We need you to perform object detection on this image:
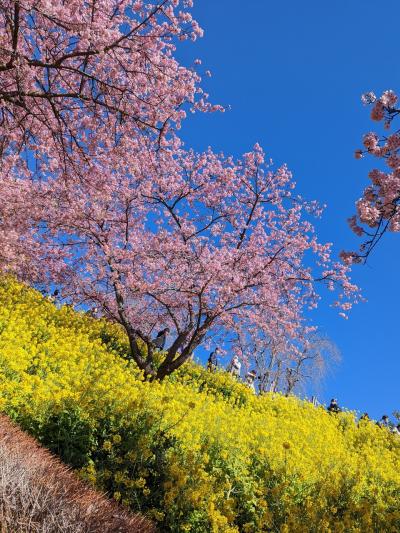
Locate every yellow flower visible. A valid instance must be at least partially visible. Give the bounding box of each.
[0,278,399,532]
[135,477,146,488]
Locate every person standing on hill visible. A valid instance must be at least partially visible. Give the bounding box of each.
[377,415,390,429]
[207,348,220,373]
[46,289,59,303]
[228,355,241,379]
[391,424,400,436]
[153,328,170,350]
[327,398,341,414]
[245,370,257,392]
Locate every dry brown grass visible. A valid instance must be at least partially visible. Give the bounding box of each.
[0,415,155,532]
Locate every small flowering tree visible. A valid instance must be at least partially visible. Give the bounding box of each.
[347,90,400,261]
[21,141,358,379]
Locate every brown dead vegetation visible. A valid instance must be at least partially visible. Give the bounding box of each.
[0,415,155,532]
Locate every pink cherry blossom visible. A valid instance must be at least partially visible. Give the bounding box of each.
[371,101,385,121]
[380,90,398,108]
[363,132,379,151]
[361,92,377,105]
[0,0,214,179]
[349,89,400,260]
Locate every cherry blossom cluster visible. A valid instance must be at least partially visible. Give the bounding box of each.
[0,0,220,276]
[0,0,219,176]
[348,90,400,261]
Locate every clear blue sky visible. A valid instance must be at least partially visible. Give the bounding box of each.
[177,0,400,419]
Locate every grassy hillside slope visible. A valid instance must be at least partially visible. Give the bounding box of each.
[0,278,399,532]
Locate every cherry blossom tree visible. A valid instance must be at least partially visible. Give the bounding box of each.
[346,90,400,261]
[0,0,211,165]
[0,0,221,275]
[21,141,358,379]
[0,1,359,380]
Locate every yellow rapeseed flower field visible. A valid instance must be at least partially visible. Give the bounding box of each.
[0,277,399,532]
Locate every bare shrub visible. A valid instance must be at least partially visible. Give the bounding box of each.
[0,415,155,532]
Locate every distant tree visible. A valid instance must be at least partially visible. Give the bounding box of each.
[282,334,340,396]
[244,329,340,395]
[253,336,286,394]
[345,90,400,262]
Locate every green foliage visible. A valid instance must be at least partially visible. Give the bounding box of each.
[18,404,96,469]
